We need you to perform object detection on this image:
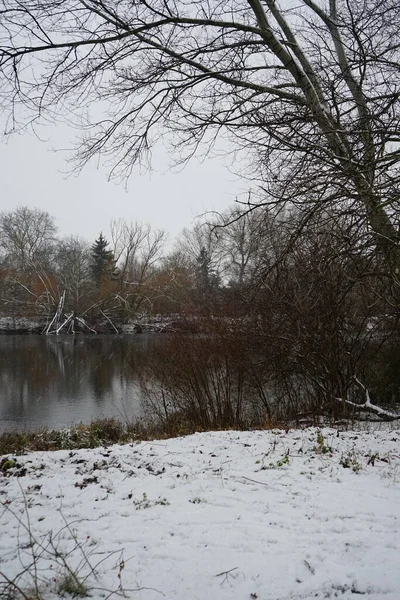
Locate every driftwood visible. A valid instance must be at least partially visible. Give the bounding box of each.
[38,291,177,335]
[75,316,97,334]
[336,377,400,421]
[100,310,119,334]
[56,313,73,334]
[45,291,66,334]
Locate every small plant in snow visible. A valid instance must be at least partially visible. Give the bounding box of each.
[158,497,170,506]
[313,430,332,455]
[133,493,170,510]
[264,454,290,469]
[277,455,290,467]
[0,457,17,473]
[340,450,362,473]
[58,573,88,598]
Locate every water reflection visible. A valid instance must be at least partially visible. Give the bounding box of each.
[0,334,157,432]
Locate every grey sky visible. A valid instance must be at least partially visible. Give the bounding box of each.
[1,122,247,247]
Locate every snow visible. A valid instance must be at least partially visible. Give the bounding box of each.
[1,427,399,600]
[0,316,44,332]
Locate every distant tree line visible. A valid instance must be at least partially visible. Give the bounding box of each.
[0,204,280,322]
[0,207,167,323]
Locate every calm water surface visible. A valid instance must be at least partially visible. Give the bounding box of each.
[0,334,159,432]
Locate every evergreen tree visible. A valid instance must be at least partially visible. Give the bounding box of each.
[195,246,220,308]
[90,233,115,288]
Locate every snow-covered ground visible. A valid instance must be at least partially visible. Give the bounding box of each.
[1,426,399,600]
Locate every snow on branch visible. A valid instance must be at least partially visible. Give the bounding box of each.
[336,376,400,421]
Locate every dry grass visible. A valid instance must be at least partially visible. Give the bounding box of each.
[0,415,252,457]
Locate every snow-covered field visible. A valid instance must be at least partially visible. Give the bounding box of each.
[1,426,399,600]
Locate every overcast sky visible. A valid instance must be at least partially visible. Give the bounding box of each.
[1,122,248,247]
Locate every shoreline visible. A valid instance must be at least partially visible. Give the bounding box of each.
[0,416,231,457]
[1,414,394,458]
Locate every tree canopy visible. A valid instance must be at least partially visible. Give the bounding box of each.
[1,0,400,275]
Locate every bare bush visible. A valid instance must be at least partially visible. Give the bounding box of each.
[142,328,259,429]
[0,499,131,600]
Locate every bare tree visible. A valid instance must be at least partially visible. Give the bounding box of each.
[241,207,400,421]
[211,206,274,288]
[178,221,221,272]
[157,249,197,312]
[111,219,149,285]
[177,220,224,308]
[0,206,56,268]
[1,1,400,275]
[110,219,166,315]
[0,206,57,313]
[54,235,92,313]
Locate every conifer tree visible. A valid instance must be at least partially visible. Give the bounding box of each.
[90,233,115,288]
[195,247,220,308]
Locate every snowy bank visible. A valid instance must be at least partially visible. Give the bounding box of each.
[1,427,399,600]
[0,316,45,334]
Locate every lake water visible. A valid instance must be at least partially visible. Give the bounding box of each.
[0,334,159,432]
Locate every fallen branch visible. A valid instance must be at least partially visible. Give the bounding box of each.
[45,291,66,334]
[100,310,119,334]
[79,299,105,318]
[215,567,238,578]
[56,313,73,335]
[215,567,238,585]
[241,476,269,487]
[76,317,97,334]
[336,376,400,421]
